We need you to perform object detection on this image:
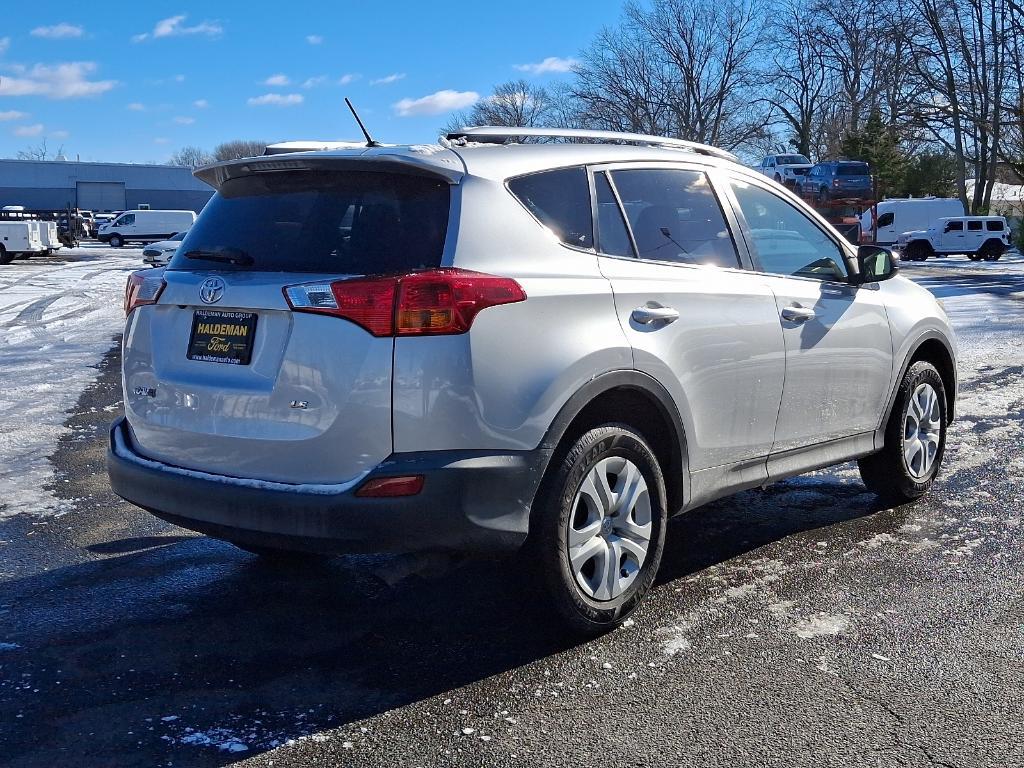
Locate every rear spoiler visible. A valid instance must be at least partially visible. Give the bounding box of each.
[193,151,464,188]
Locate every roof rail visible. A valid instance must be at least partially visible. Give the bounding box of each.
[445,126,739,163]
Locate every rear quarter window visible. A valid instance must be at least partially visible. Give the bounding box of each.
[168,170,450,274]
[986,220,1005,231]
[507,167,594,249]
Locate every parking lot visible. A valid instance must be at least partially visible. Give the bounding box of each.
[0,245,1022,767]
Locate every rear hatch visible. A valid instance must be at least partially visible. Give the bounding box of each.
[123,167,451,484]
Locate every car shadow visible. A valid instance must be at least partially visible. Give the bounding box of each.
[0,470,889,768]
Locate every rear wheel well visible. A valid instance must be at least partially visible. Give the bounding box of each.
[909,339,956,421]
[552,386,684,514]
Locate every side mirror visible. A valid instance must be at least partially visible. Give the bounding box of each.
[855,245,898,284]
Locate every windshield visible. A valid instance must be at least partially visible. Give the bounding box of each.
[837,163,869,176]
[778,155,810,164]
[168,170,450,274]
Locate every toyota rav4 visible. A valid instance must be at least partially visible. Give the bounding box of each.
[108,127,957,634]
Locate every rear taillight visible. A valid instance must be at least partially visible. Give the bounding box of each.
[124,272,165,315]
[283,269,526,337]
[355,475,425,498]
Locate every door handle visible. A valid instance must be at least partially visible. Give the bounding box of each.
[631,305,680,325]
[781,305,816,323]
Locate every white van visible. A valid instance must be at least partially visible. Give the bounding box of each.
[863,198,964,245]
[0,222,44,264]
[97,210,197,247]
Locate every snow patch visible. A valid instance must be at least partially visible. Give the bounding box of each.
[790,613,850,639]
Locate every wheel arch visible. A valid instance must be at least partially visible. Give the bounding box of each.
[877,333,957,445]
[538,370,689,516]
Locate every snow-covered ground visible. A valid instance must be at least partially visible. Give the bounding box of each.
[0,245,141,519]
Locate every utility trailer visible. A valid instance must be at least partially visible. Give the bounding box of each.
[796,189,875,245]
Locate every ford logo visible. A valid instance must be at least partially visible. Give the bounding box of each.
[199,276,226,305]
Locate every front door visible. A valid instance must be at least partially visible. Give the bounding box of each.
[593,165,786,472]
[726,175,893,453]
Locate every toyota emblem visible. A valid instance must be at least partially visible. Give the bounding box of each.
[199,276,226,305]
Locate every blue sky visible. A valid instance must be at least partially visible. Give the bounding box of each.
[0,1,625,164]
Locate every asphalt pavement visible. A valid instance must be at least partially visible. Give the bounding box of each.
[0,254,1022,768]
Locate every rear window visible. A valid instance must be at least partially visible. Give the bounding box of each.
[986,220,1004,231]
[507,167,594,249]
[168,170,450,274]
[837,163,869,176]
[778,155,810,165]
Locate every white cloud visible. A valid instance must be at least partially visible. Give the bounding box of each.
[338,73,360,86]
[0,110,28,121]
[302,75,328,89]
[51,129,69,139]
[514,56,579,75]
[0,62,116,99]
[14,123,45,137]
[370,72,405,86]
[193,99,208,108]
[0,37,9,55]
[306,35,323,45]
[133,15,223,42]
[154,137,169,144]
[247,93,303,107]
[263,73,290,86]
[394,89,479,117]
[173,116,195,124]
[31,23,85,39]
[173,74,185,83]
[126,102,146,111]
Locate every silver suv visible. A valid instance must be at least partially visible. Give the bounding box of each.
[108,127,957,634]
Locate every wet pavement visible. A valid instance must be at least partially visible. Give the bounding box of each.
[0,254,1022,767]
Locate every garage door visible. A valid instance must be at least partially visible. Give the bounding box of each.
[76,182,126,212]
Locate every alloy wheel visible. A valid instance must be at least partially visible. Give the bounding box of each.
[903,382,942,479]
[567,457,652,601]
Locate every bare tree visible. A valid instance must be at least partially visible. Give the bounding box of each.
[213,140,267,161]
[16,139,50,161]
[168,145,213,169]
[762,0,834,157]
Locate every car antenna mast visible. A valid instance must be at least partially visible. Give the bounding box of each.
[345,98,381,148]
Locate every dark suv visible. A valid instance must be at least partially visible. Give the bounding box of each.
[798,161,873,202]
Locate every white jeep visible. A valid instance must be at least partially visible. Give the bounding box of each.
[758,154,814,188]
[897,216,1011,261]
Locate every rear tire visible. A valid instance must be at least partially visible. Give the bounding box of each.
[858,361,947,505]
[979,240,1005,261]
[528,424,667,636]
[0,246,12,265]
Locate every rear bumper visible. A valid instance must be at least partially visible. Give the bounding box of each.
[106,417,547,554]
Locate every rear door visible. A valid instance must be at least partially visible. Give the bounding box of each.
[124,168,452,484]
[594,164,786,473]
[724,174,893,453]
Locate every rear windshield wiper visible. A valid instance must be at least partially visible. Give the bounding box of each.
[183,248,253,266]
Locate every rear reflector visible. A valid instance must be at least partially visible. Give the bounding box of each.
[124,272,166,315]
[355,475,425,498]
[283,268,526,337]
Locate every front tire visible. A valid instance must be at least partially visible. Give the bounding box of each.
[859,361,947,505]
[529,424,667,635]
[109,234,124,248]
[904,241,933,262]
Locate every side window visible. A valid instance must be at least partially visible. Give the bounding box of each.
[987,219,1005,232]
[508,167,593,249]
[119,214,136,226]
[967,220,983,231]
[945,220,964,232]
[877,211,895,227]
[594,172,634,257]
[731,179,848,281]
[609,168,739,268]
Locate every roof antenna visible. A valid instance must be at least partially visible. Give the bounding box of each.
[345,98,380,148]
